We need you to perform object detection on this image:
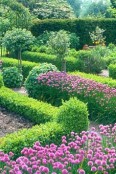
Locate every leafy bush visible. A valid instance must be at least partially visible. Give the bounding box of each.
[69,33,80,49]
[0,122,63,159]
[0,87,58,124]
[0,74,4,88]
[69,71,116,88]
[2,57,38,79]
[2,67,23,88]
[57,97,89,134]
[109,64,116,79]
[77,50,105,73]
[25,63,59,98]
[36,72,116,124]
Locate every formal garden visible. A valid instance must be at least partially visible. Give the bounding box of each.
[0,0,116,173]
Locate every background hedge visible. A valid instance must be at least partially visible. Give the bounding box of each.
[31,18,116,48]
[109,64,116,79]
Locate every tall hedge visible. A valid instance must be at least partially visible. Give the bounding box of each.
[31,18,116,48]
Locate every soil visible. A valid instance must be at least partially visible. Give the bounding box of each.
[0,107,34,137]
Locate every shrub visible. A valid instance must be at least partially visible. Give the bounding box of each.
[36,72,116,124]
[0,87,58,124]
[2,57,38,79]
[105,51,116,66]
[2,67,23,88]
[25,63,59,98]
[77,50,105,73]
[69,32,80,49]
[57,97,89,134]
[0,122,63,159]
[0,74,3,88]
[69,71,116,88]
[109,64,116,79]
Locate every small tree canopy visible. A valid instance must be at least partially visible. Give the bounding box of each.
[2,28,35,52]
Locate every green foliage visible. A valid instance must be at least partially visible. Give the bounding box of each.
[32,0,75,19]
[2,67,23,88]
[77,49,105,73]
[0,121,63,159]
[0,0,33,29]
[104,51,116,66]
[69,32,80,49]
[48,30,70,71]
[2,57,38,79]
[0,74,3,88]
[31,18,116,48]
[22,51,80,72]
[2,28,35,54]
[57,97,89,134]
[109,64,116,79]
[25,63,59,98]
[69,71,116,88]
[89,26,106,45]
[0,86,58,124]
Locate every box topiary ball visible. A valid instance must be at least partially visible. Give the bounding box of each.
[25,63,59,98]
[2,67,23,88]
[57,97,89,134]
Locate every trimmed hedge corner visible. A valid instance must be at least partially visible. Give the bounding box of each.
[57,97,89,134]
[109,64,116,79]
[0,87,58,124]
[0,122,63,159]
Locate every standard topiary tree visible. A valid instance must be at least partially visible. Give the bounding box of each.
[2,67,23,88]
[2,28,35,72]
[47,30,70,72]
[25,63,59,98]
[57,97,89,134]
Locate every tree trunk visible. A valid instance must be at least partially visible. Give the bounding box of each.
[1,45,2,57]
[18,48,22,73]
[61,58,66,72]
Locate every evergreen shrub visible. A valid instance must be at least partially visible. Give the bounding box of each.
[109,64,116,79]
[57,97,89,134]
[2,67,23,88]
[25,63,59,98]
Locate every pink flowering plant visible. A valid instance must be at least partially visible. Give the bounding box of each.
[0,124,116,174]
[37,72,116,124]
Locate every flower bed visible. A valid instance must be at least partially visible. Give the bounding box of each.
[0,124,116,173]
[36,72,116,124]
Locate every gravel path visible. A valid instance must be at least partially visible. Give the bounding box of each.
[0,107,34,137]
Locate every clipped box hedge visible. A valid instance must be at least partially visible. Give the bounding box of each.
[109,64,116,79]
[31,18,116,48]
[69,71,116,88]
[0,87,58,124]
[22,51,80,72]
[0,122,63,159]
[2,57,38,79]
